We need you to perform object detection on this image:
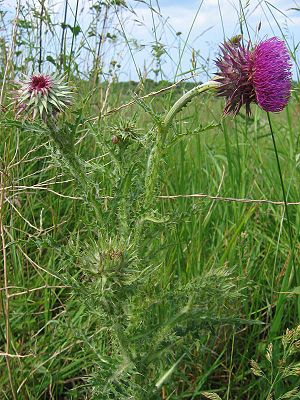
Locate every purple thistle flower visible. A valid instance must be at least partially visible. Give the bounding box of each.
[215,39,254,115]
[29,74,53,94]
[252,37,292,113]
[215,36,292,115]
[17,73,72,120]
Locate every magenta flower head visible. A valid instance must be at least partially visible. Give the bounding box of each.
[17,73,72,120]
[215,36,292,115]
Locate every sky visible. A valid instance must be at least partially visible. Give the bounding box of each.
[3,0,300,81]
[120,0,300,81]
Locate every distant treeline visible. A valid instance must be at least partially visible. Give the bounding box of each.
[95,78,299,93]
[101,78,202,94]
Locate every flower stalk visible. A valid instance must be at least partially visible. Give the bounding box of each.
[163,81,221,131]
[147,80,220,205]
[267,113,298,338]
[134,81,220,244]
[47,119,103,222]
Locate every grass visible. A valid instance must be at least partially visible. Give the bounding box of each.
[1,0,300,399]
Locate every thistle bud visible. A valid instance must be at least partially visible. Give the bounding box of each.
[16,73,73,121]
[112,135,120,144]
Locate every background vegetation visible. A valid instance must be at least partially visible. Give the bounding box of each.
[0,0,300,399]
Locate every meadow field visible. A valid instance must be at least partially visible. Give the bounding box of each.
[1,0,300,399]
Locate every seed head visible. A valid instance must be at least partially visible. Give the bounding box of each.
[16,73,73,120]
[215,36,292,115]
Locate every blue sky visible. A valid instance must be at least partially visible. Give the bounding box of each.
[121,0,300,81]
[3,0,300,81]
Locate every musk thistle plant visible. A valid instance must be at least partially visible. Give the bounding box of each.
[16,73,72,121]
[8,37,293,397]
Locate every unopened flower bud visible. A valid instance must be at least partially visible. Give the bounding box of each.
[112,135,120,144]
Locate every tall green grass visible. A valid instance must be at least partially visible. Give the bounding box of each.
[0,1,300,399]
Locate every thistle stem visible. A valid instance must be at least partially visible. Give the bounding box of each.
[134,80,220,244]
[267,112,298,338]
[63,152,103,222]
[163,80,220,131]
[47,122,103,223]
[144,124,164,208]
[133,124,164,245]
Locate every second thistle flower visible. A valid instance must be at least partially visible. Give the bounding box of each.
[17,73,72,121]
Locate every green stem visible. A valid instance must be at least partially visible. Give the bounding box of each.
[134,80,220,244]
[47,123,103,223]
[144,124,164,208]
[267,112,298,338]
[163,80,220,131]
[133,124,164,245]
[64,152,103,221]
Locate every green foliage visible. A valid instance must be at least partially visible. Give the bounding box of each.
[1,74,300,398]
[250,326,300,400]
[0,1,300,399]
